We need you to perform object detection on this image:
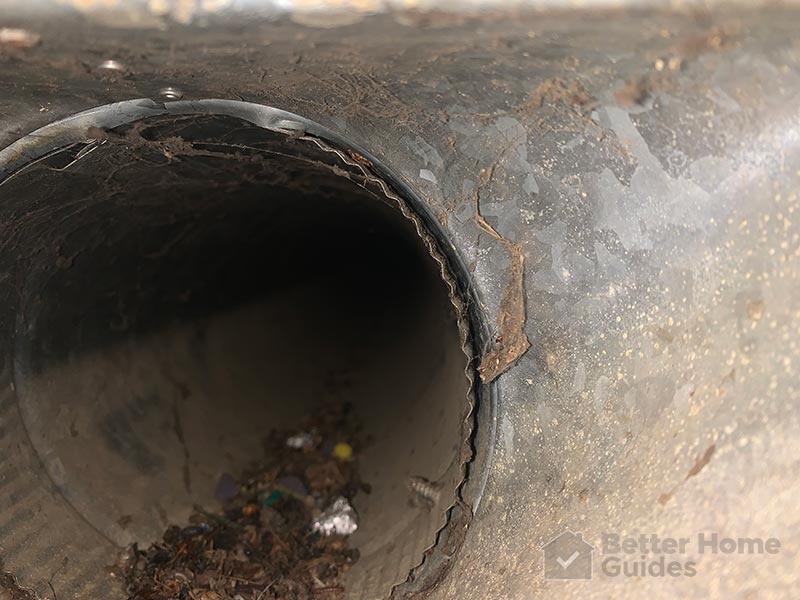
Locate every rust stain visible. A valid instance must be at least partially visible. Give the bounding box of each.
[686,444,716,479]
[478,243,530,382]
[657,444,716,506]
[472,165,531,383]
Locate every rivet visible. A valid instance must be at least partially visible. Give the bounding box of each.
[159,87,183,101]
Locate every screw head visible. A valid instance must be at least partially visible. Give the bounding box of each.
[159,87,183,101]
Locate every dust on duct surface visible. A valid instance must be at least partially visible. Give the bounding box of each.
[1,114,473,599]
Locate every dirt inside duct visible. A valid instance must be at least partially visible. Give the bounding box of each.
[0,113,473,600]
[117,401,365,600]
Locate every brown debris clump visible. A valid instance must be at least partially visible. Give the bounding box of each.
[116,403,366,600]
[524,77,594,111]
[614,76,654,107]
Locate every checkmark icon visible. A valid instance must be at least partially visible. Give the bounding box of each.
[556,550,580,569]
[543,530,593,579]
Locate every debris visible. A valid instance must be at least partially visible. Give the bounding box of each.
[117,514,134,529]
[214,472,239,502]
[523,77,593,110]
[614,76,653,107]
[260,490,283,506]
[258,507,286,530]
[55,254,75,270]
[286,432,315,449]
[686,444,716,479]
[0,28,40,48]
[119,401,364,599]
[305,461,348,496]
[679,23,739,58]
[312,497,359,537]
[746,300,765,321]
[332,442,353,461]
[274,475,308,499]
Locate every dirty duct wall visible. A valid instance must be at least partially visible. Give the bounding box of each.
[1,3,800,600]
[0,108,477,600]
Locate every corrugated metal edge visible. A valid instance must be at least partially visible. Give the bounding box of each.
[297,135,478,599]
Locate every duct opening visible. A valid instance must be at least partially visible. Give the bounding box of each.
[2,113,472,599]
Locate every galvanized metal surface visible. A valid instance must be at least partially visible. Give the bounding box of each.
[1,4,799,600]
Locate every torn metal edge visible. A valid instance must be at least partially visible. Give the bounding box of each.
[0,566,40,600]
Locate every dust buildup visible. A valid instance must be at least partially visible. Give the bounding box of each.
[116,402,367,600]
